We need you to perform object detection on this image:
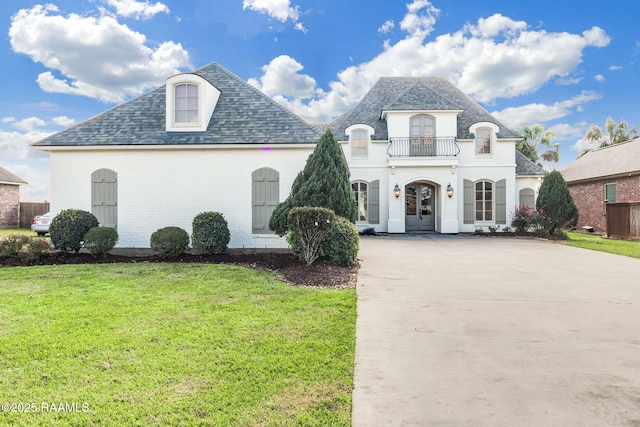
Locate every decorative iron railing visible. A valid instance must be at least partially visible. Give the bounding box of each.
[387,137,460,157]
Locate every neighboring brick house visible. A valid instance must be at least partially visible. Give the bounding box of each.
[0,167,28,228]
[562,137,640,232]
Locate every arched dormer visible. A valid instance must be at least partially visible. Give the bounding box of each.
[469,122,499,156]
[345,124,375,159]
[165,73,221,132]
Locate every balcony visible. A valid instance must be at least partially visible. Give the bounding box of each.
[387,137,459,157]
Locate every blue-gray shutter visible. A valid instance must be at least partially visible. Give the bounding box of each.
[91,169,117,228]
[368,180,380,224]
[519,188,535,208]
[463,179,474,224]
[252,168,279,234]
[496,179,506,224]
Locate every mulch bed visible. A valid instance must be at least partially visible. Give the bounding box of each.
[0,252,358,289]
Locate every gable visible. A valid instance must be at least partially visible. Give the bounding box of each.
[0,166,28,185]
[330,76,518,141]
[33,63,321,147]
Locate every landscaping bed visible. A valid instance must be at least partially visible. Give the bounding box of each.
[0,251,358,288]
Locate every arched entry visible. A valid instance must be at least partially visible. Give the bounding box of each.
[405,182,435,231]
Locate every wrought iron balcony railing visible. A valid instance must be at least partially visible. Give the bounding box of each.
[387,137,460,157]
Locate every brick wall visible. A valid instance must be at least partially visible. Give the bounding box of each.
[0,184,20,228]
[568,175,640,232]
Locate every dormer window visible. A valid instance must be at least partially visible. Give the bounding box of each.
[165,73,221,132]
[345,124,375,160]
[352,129,367,158]
[469,122,499,157]
[175,83,199,124]
[475,127,491,155]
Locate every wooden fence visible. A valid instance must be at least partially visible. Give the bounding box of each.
[19,202,50,229]
[606,202,640,239]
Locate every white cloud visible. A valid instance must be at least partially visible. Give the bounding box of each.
[595,74,605,82]
[556,76,582,85]
[248,55,317,99]
[547,123,585,140]
[13,117,47,132]
[572,138,602,154]
[2,117,16,123]
[242,0,305,31]
[249,5,611,122]
[608,65,622,71]
[0,161,50,202]
[491,91,601,129]
[52,116,76,128]
[379,20,395,34]
[0,127,51,161]
[103,0,169,20]
[400,0,440,38]
[9,4,191,103]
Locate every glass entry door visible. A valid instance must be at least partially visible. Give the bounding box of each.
[405,184,435,231]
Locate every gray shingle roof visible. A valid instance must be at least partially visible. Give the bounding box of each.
[330,76,519,141]
[34,63,322,147]
[0,166,28,185]
[562,137,640,183]
[515,151,545,176]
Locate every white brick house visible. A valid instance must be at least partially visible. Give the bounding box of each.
[33,63,543,248]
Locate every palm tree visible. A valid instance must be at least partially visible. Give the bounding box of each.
[516,124,559,167]
[583,117,638,150]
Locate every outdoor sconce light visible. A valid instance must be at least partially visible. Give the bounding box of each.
[446,183,454,198]
[393,183,401,198]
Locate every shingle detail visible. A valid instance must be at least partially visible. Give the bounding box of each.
[515,151,545,176]
[34,63,322,147]
[562,137,640,183]
[0,166,28,185]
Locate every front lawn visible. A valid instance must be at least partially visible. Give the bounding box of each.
[0,228,37,238]
[565,231,640,259]
[0,263,356,426]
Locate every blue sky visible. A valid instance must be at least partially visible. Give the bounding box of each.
[1,0,639,201]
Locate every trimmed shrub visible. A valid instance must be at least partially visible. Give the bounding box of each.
[359,227,376,236]
[288,207,335,265]
[320,216,359,266]
[191,212,230,255]
[49,209,99,253]
[0,234,30,257]
[84,227,119,258]
[150,226,189,257]
[25,238,50,261]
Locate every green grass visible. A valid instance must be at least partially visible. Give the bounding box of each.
[565,231,640,259]
[0,228,38,238]
[0,263,356,426]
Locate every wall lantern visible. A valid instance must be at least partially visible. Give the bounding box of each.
[446,183,454,198]
[393,183,401,198]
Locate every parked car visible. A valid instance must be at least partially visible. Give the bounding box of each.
[31,212,52,236]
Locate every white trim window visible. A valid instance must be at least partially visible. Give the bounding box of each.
[175,83,199,124]
[475,127,492,155]
[351,129,368,159]
[351,181,368,221]
[475,180,493,221]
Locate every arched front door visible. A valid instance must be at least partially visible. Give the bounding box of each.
[405,183,435,231]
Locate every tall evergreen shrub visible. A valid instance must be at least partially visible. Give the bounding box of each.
[536,170,579,235]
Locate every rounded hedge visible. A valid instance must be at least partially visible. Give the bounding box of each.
[191,212,230,255]
[150,226,189,257]
[49,209,99,253]
[84,227,119,258]
[320,216,360,266]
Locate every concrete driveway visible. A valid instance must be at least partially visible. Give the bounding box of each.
[352,235,640,426]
